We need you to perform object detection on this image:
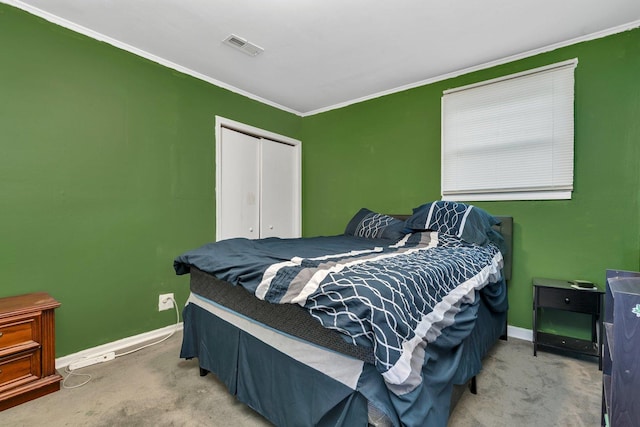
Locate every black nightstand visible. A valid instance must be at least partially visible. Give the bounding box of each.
[532,277,604,369]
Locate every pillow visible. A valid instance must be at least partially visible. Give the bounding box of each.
[405,201,502,248]
[344,208,408,241]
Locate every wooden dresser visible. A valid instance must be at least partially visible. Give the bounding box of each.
[0,292,62,411]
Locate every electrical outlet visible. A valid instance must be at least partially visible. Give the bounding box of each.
[158,293,174,311]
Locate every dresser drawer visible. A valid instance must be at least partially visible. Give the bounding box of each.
[536,287,599,313]
[0,293,60,411]
[0,351,41,391]
[0,317,38,354]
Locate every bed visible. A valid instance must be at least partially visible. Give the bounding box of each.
[174,201,513,427]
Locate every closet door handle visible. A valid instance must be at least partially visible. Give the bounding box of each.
[269,225,274,230]
[249,227,254,232]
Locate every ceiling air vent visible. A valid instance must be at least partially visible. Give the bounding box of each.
[223,34,264,57]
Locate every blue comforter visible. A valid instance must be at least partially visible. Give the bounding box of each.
[174,231,505,396]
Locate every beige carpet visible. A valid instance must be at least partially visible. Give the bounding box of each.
[448,339,601,426]
[2,332,601,426]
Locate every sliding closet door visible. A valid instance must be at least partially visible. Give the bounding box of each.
[217,127,260,240]
[260,138,298,239]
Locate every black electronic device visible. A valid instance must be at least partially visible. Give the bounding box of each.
[569,279,596,289]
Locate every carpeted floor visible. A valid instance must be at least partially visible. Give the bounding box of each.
[448,338,601,426]
[2,332,601,426]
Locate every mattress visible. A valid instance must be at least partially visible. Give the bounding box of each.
[190,266,375,363]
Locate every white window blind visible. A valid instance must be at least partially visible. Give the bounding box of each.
[441,59,577,201]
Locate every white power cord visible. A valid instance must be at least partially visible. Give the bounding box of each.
[62,364,92,389]
[62,295,180,389]
[116,295,180,358]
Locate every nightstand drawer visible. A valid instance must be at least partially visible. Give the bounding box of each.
[0,318,37,353]
[0,351,40,391]
[537,287,599,313]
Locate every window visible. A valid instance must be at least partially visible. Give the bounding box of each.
[441,59,577,201]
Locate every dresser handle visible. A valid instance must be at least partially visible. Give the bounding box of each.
[564,297,570,304]
[0,332,3,338]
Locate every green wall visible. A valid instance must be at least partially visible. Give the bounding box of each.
[0,5,300,356]
[301,29,640,333]
[2,3,639,356]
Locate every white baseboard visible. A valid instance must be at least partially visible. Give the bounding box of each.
[507,325,533,342]
[56,322,183,369]
[56,321,529,369]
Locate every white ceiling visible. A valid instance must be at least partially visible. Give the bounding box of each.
[8,0,640,115]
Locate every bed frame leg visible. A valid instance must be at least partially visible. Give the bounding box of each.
[500,316,508,341]
[469,376,477,395]
[199,367,209,377]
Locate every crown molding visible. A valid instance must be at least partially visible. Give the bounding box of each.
[302,19,640,117]
[4,0,303,116]
[5,1,640,118]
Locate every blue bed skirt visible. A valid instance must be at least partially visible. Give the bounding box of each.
[180,301,373,426]
[180,290,506,427]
